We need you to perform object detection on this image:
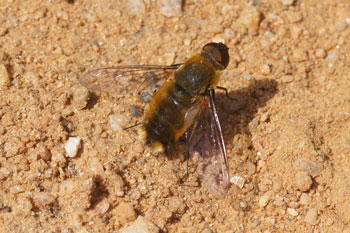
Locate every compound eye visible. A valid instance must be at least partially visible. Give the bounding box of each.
[202,42,230,69]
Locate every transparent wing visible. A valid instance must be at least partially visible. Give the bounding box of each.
[79,64,181,96]
[187,93,230,199]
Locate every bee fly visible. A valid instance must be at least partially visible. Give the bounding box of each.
[80,42,231,199]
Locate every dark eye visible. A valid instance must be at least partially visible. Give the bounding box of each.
[202,42,230,69]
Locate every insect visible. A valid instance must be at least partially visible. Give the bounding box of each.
[79,42,231,199]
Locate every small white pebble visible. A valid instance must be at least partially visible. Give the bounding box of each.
[289,201,299,208]
[230,175,245,188]
[224,28,235,39]
[315,48,326,58]
[10,185,24,194]
[164,52,176,65]
[266,217,275,224]
[0,167,10,180]
[295,171,312,192]
[65,137,81,158]
[89,157,105,176]
[299,193,309,205]
[183,38,192,46]
[287,208,298,216]
[159,0,182,17]
[304,208,318,225]
[0,63,10,88]
[334,23,347,31]
[326,51,339,61]
[120,216,159,233]
[259,191,272,207]
[252,220,261,227]
[260,64,271,75]
[212,36,225,44]
[34,192,56,206]
[281,0,294,5]
[274,195,284,207]
[236,5,262,33]
[280,75,294,83]
[127,0,145,15]
[97,199,110,214]
[110,114,129,131]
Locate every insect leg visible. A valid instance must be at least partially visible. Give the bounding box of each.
[123,122,142,130]
[216,86,237,101]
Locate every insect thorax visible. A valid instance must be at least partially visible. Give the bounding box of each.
[174,54,216,96]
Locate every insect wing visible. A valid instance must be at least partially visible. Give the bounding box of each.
[79,65,181,96]
[187,95,230,199]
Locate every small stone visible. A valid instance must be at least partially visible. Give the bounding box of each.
[159,0,182,17]
[246,161,256,175]
[109,174,125,197]
[281,0,294,6]
[36,143,51,161]
[286,11,303,23]
[259,191,272,207]
[88,157,105,176]
[292,48,308,62]
[72,210,83,228]
[273,195,284,207]
[272,177,282,192]
[212,36,225,44]
[236,5,262,33]
[299,193,309,205]
[0,27,9,36]
[202,23,224,34]
[280,75,294,83]
[34,192,56,207]
[127,0,145,15]
[65,137,81,158]
[230,175,245,189]
[260,112,270,122]
[23,71,40,89]
[0,63,10,88]
[110,114,129,131]
[224,28,235,39]
[252,220,261,227]
[12,197,32,216]
[315,48,326,58]
[326,51,339,61]
[0,167,11,180]
[183,38,192,46]
[295,171,313,192]
[334,23,347,31]
[120,216,159,233]
[73,86,89,110]
[289,201,299,208]
[287,208,298,216]
[164,52,176,65]
[266,217,275,225]
[290,25,303,40]
[10,185,24,194]
[304,208,318,225]
[201,229,213,233]
[260,64,271,75]
[96,199,110,214]
[114,202,137,226]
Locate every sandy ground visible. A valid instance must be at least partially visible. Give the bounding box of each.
[1,0,350,232]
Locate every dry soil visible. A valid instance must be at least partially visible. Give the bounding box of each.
[1,0,350,232]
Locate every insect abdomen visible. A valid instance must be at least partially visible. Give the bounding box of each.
[140,77,193,152]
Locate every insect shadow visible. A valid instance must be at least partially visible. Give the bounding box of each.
[214,78,278,169]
